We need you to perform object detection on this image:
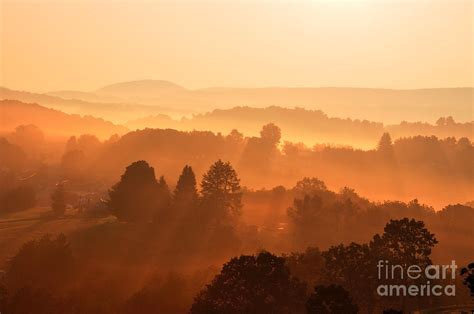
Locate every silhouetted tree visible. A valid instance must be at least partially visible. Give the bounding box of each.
[377,132,395,162]
[460,262,474,296]
[306,284,359,314]
[438,204,474,234]
[76,134,101,155]
[51,183,66,216]
[8,124,45,157]
[260,123,281,146]
[190,251,306,313]
[287,195,324,248]
[371,218,438,268]
[200,160,242,222]
[4,234,75,293]
[174,165,198,205]
[377,132,393,152]
[372,218,438,311]
[285,247,325,291]
[65,136,78,152]
[108,160,163,222]
[170,165,199,228]
[293,177,327,198]
[226,129,244,144]
[436,117,446,127]
[154,175,172,223]
[239,124,281,178]
[445,116,455,125]
[322,243,376,313]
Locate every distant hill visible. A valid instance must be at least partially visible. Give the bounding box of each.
[93,80,209,112]
[0,99,127,139]
[0,86,94,108]
[3,82,473,125]
[190,87,473,124]
[0,87,184,123]
[95,80,186,99]
[126,114,176,131]
[46,90,121,103]
[61,81,474,123]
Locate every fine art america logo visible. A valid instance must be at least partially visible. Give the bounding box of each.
[377,260,457,297]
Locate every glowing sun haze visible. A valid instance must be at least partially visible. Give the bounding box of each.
[1,0,473,92]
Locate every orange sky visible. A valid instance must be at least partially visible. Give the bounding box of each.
[1,0,473,92]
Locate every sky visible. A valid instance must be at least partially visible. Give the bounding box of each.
[1,0,473,92]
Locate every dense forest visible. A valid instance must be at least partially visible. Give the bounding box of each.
[0,117,473,313]
[2,120,469,207]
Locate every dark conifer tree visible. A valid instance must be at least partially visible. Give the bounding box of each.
[174,165,198,205]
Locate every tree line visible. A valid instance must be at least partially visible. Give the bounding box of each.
[1,217,472,313]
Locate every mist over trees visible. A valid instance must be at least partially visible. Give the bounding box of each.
[126,105,474,148]
[57,124,471,209]
[1,2,472,310]
[0,152,473,313]
[0,106,473,313]
[2,103,472,209]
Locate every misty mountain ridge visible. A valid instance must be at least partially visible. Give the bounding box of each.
[0,86,192,122]
[2,81,473,124]
[95,80,186,99]
[0,99,127,139]
[2,82,473,148]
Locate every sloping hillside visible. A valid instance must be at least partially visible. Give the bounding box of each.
[48,82,474,123]
[0,87,178,123]
[0,100,127,139]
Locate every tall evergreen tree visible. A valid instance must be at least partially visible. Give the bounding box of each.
[153,175,172,223]
[377,132,393,152]
[157,175,171,204]
[377,132,396,162]
[174,165,198,204]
